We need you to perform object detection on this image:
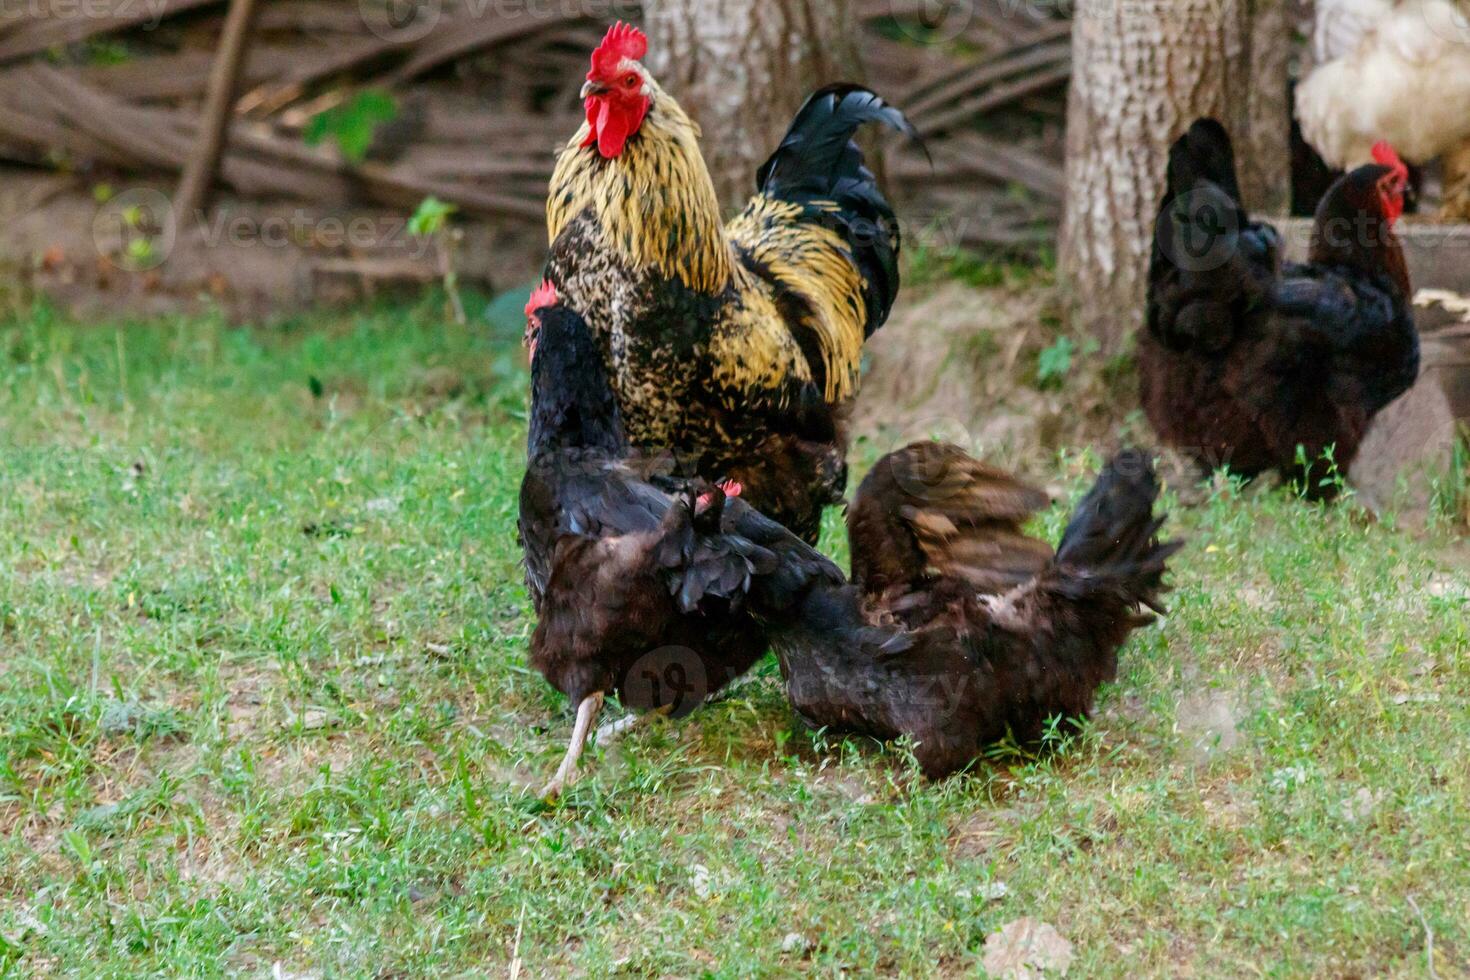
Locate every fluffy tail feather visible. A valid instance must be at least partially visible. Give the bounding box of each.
[1164,118,1244,206]
[756,84,920,338]
[653,490,779,614]
[718,496,848,619]
[1052,450,1181,617]
[756,84,919,196]
[1149,118,1281,354]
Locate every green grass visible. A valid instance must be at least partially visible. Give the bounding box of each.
[0,300,1467,977]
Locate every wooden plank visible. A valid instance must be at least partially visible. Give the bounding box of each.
[382,11,581,85]
[915,60,1071,135]
[906,37,1070,120]
[0,0,223,63]
[80,47,300,102]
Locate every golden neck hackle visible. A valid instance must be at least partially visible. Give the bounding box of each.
[548,86,736,295]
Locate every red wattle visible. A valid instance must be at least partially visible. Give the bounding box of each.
[1384,193,1405,227]
[597,103,631,159]
[581,94,648,158]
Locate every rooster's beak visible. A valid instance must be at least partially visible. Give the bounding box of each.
[581,80,608,99]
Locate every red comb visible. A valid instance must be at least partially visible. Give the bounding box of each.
[524,280,557,360]
[1372,141,1407,178]
[695,481,742,515]
[590,21,647,79]
[524,280,558,320]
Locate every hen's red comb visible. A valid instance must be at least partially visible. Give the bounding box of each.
[524,280,558,320]
[695,481,742,515]
[524,280,557,360]
[590,21,647,79]
[1372,141,1408,179]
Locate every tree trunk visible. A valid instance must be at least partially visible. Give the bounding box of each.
[645,0,862,212]
[1238,0,1293,217]
[1058,0,1291,346]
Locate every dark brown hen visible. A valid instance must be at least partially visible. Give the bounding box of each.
[771,443,1180,780]
[1142,118,1420,497]
[519,302,841,798]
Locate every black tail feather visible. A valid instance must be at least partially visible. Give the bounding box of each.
[1149,118,1281,354]
[1054,450,1181,615]
[756,84,919,338]
[756,84,920,195]
[1166,118,1243,206]
[719,497,847,619]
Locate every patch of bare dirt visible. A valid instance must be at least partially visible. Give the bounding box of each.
[947,808,1022,861]
[855,281,1136,482]
[0,168,542,322]
[1174,688,1244,763]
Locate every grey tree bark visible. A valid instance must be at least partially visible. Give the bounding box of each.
[645,0,862,211]
[1058,0,1291,346]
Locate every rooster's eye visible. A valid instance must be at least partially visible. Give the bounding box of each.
[623,73,639,88]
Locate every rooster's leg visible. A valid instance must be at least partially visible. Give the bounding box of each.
[540,692,604,801]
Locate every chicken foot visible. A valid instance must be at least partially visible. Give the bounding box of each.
[593,703,673,747]
[540,692,604,801]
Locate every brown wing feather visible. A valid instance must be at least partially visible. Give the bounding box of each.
[849,442,1053,599]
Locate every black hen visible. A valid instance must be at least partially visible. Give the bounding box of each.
[518,302,841,798]
[773,444,1180,780]
[1142,118,1421,496]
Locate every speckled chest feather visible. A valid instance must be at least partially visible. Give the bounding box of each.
[542,90,872,500]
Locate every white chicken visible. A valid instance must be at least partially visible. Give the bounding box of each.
[1296,0,1470,218]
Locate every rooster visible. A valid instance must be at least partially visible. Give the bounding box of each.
[1296,0,1470,220]
[1141,119,1421,496]
[771,444,1178,780]
[519,298,840,799]
[542,22,917,543]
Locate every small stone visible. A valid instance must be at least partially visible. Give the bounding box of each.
[1349,374,1459,523]
[978,881,1010,901]
[290,708,331,731]
[780,933,809,954]
[1342,787,1384,825]
[982,918,1074,978]
[364,497,399,515]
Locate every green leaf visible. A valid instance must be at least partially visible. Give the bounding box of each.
[409,196,457,238]
[1037,336,1075,387]
[62,829,93,867]
[305,89,398,163]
